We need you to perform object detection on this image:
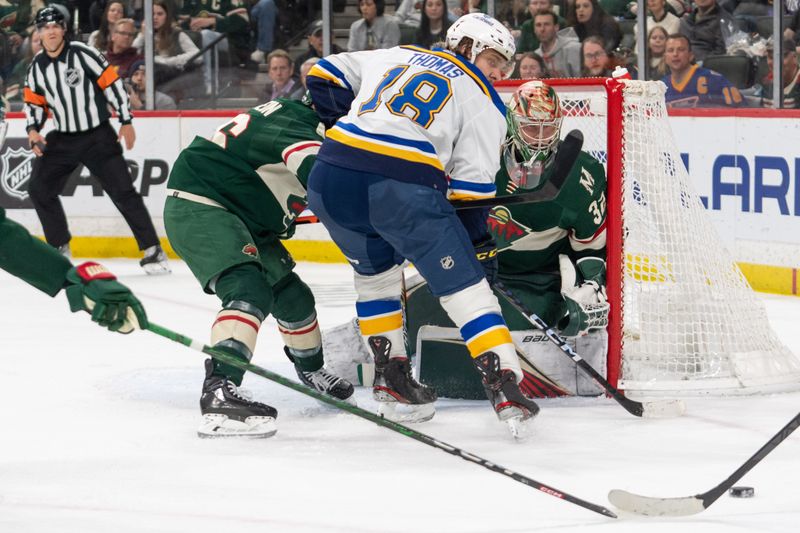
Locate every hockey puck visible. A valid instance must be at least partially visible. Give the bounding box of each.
[729,486,755,498]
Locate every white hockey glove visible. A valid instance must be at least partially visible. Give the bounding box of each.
[559,254,609,337]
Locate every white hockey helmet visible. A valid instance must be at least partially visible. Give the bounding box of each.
[446,13,516,75]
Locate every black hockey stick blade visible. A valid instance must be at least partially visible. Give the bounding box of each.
[146,322,617,519]
[492,281,685,419]
[609,411,800,516]
[451,129,584,210]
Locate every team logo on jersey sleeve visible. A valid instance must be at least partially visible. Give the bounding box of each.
[488,206,531,250]
[242,243,259,258]
[64,68,83,88]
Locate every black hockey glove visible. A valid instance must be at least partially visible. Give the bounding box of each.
[474,237,498,284]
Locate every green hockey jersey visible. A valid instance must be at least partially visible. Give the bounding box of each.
[166,99,323,240]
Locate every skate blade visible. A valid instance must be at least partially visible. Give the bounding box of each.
[376,401,435,423]
[142,262,171,276]
[197,414,277,439]
[497,405,537,441]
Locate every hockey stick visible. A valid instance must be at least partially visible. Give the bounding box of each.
[146,321,617,519]
[492,281,685,419]
[608,411,800,516]
[451,130,583,210]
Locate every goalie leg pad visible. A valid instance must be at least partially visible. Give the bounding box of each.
[440,279,522,382]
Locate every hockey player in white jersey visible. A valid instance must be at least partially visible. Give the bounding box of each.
[306,13,540,436]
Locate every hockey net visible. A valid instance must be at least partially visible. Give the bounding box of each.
[495,78,800,398]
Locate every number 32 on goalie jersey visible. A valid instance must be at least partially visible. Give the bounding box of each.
[358,66,452,129]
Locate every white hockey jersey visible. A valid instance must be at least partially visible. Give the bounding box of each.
[307,45,507,200]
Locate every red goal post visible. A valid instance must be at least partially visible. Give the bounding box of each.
[494,78,800,398]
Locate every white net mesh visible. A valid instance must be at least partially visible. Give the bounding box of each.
[497,79,800,397]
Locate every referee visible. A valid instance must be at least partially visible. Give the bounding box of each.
[24,7,169,274]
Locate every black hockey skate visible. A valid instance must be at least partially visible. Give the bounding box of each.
[140,244,170,275]
[369,336,437,423]
[285,348,356,403]
[198,359,277,438]
[473,352,540,439]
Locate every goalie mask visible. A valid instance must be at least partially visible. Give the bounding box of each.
[504,81,563,190]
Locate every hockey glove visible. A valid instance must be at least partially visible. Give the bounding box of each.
[558,254,609,337]
[65,262,148,334]
[474,237,499,284]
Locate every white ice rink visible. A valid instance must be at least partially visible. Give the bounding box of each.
[1,260,798,533]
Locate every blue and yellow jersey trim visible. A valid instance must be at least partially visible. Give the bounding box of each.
[401,45,506,117]
[308,59,353,92]
[448,178,497,201]
[356,300,404,336]
[460,313,514,357]
[327,120,445,171]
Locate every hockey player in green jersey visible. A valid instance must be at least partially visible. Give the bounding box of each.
[164,97,355,438]
[403,80,610,399]
[0,207,147,334]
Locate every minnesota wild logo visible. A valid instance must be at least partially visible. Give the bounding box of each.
[487,206,532,250]
[282,193,308,227]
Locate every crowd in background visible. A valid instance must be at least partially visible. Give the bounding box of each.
[1,0,798,109]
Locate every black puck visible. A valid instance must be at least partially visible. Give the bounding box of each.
[729,486,755,498]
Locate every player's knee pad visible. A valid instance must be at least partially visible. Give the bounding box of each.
[354,264,403,301]
[213,262,273,313]
[271,272,316,323]
[211,299,266,359]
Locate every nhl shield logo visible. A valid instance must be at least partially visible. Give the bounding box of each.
[1,147,37,201]
[440,255,454,270]
[64,68,83,87]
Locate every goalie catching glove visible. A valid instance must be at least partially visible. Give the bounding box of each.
[65,262,148,334]
[558,254,609,337]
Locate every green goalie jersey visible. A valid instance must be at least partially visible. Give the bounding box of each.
[166,99,323,239]
[488,148,608,326]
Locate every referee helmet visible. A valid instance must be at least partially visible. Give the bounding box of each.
[35,6,67,29]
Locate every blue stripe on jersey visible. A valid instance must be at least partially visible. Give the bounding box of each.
[315,59,353,92]
[402,45,506,117]
[449,178,496,195]
[355,299,402,318]
[335,121,438,154]
[461,313,506,342]
[317,138,448,192]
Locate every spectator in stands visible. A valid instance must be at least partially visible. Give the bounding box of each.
[181,0,252,92]
[262,49,304,101]
[784,10,800,51]
[662,33,744,107]
[347,0,400,52]
[416,0,452,48]
[497,0,532,40]
[678,0,734,62]
[299,56,319,89]
[567,0,622,52]
[88,1,125,51]
[599,0,631,17]
[516,0,566,57]
[534,10,582,77]
[517,51,548,78]
[645,25,669,80]
[105,18,142,79]
[761,39,800,108]
[582,35,613,76]
[632,0,681,46]
[294,20,343,76]
[250,0,277,64]
[5,28,42,100]
[133,0,202,79]
[396,0,424,28]
[127,60,177,110]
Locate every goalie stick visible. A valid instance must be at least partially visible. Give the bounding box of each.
[147,321,617,519]
[492,281,686,419]
[608,410,800,516]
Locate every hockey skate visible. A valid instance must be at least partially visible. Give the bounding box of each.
[198,360,277,438]
[473,352,540,440]
[369,336,437,423]
[140,244,171,275]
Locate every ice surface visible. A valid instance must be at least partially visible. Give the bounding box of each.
[1,260,798,533]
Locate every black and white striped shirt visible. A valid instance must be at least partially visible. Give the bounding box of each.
[24,41,133,134]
